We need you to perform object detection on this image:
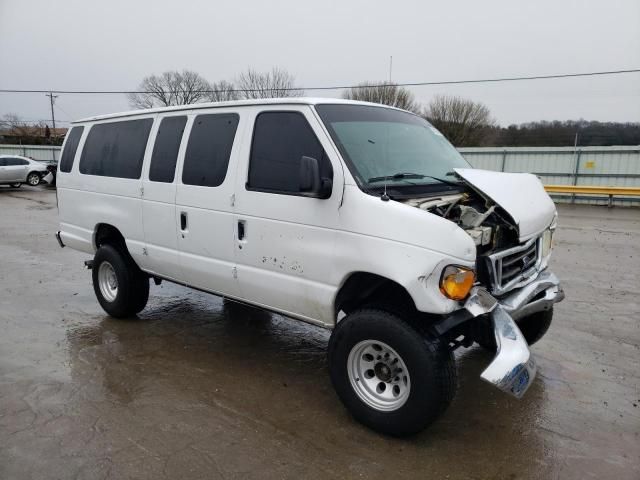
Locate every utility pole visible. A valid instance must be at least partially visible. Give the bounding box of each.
[571,129,581,204]
[45,92,58,131]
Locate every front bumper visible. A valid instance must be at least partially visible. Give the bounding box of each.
[465,269,564,398]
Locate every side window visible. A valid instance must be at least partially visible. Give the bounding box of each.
[182,113,239,187]
[0,159,6,166]
[79,119,153,179]
[248,112,332,194]
[5,157,25,166]
[149,116,186,183]
[59,126,84,173]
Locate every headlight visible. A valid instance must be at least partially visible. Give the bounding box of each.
[541,228,554,258]
[440,266,475,301]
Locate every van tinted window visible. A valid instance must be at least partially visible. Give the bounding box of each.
[248,112,332,194]
[149,116,186,183]
[59,126,84,173]
[79,119,153,179]
[182,113,239,187]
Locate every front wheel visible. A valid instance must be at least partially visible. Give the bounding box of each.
[26,172,41,186]
[328,308,457,436]
[92,245,149,318]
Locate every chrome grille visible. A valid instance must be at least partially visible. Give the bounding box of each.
[484,237,541,295]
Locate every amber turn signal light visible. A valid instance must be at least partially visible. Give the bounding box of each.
[440,266,475,301]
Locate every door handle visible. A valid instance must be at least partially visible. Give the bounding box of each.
[237,220,246,241]
[180,211,188,231]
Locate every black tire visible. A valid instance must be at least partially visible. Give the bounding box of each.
[476,308,554,351]
[26,172,41,186]
[328,308,457,436]
[10,183,21,188]
[92,245,149,318]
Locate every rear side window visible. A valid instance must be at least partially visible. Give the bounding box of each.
[149,116,186,183]
[59,126,84,173]
[182,113,239,187]
[248,112,332,194]
[79,119,153,179]
[0,159,6,166]
[4,157,28,166]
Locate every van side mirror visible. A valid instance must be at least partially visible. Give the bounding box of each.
[300,156,332,199]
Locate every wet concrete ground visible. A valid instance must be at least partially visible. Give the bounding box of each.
[0,185,638,480]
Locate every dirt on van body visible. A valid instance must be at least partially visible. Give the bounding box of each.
[1,185,639,480]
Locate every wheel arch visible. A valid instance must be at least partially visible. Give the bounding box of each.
[93,223,127,252]
[93,222,147,273]
[333,271,418,320]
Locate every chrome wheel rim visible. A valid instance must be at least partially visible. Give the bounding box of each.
[27,173,39,186]
[347,340,411,411]
[98,261,118,302]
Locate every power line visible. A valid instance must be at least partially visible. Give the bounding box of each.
[0,68,638,95]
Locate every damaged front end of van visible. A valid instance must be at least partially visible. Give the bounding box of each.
[417,168,565,398]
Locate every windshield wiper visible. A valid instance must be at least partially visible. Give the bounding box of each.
[368,172,462,187]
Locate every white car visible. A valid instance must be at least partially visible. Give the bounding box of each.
[55,98,564,436]
[0,155,49,187]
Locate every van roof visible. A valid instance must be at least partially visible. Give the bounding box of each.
[73,97,406,124]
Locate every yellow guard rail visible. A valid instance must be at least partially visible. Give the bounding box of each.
[544,185,640,207]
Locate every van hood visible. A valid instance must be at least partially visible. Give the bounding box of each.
[453,168,556,242]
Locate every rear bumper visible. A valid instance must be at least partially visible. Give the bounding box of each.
[464,269,564,398]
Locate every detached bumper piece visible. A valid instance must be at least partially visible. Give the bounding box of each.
[464,269,564,398]
[480,305,537,398]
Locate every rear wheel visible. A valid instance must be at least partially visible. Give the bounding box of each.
[10,183,21,188]
[328,308,456,436]
[26,172,41,186]
[92,245,149,318]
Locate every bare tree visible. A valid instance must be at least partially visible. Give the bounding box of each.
[424,95,496,147]
[342,82,420,113]
[204,80,240,103]
[128,70,211,108]
[235,67,303,99]
[0,113,33,136]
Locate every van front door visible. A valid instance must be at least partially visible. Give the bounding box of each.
[233,107,344,327]
[175,111,243,298]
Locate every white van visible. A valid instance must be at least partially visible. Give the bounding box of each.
[56,98,564,436]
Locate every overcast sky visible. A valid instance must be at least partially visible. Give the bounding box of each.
[1,0,639,128]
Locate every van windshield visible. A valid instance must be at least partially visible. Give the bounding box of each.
[315,104,470,193]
